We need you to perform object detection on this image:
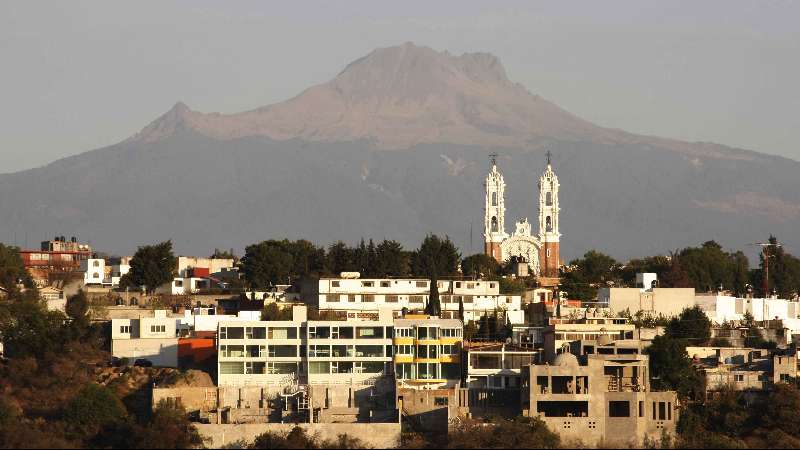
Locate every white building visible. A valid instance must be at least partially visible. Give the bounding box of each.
[303,276,524,324]
[79,258,130,288]
[697,295,800,324]
[466,342,539,389]
[180,308,261,333]
[156,277,211,296]
[597,273,695,318]
[217,306,395,387]
[177,256,235,278]
[111,310,180,367]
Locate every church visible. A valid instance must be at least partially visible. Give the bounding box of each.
[483,153,561,285]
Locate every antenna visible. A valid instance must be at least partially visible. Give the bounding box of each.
[489,153,498,167]
[545,149,552,166]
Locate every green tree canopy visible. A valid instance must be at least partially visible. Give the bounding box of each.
[666,305,712,345]
[461,253,501,279]
[122,241,177,293]
[410,234,461,278]
[241,239,326,288]
[646,334,703,399]
[0,243,30,290]
[63,383,128,438]
[559,250,621,302]
[676,240,750,294]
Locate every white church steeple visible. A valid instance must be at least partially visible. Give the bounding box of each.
[484,154,508,261]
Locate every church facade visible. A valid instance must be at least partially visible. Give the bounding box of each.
[483,155,561,282]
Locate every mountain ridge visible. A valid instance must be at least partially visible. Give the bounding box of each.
[1,43,798,260]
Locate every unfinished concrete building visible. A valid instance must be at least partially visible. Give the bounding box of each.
[522,348,678,447]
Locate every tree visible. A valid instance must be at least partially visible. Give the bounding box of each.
[63,383,127,438]
[132,401,205,449]
[0,243,30,290]
[461,253,500,278]
[240,240,295,288]
[446,416,560,449]
[675,241,750,294]
[327,241,357,275]
[65,289,90,327]
[647,334,702,398]
[426,275,441,317]
[123,241,177,293]
[210,248,237,261]
[375,239,410,277]
[660,253,692,288]
[458,297,465,321]
[0,295,70,359]
[559,250,621,302]
[751,235,800,298]
[666,306,711,345]
[411,234,461,278]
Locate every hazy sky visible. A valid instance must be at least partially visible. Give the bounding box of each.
[1,1,798,173]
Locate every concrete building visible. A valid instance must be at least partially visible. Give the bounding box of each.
[543,317,637,362]
[466,342,540,389]
[393,315,463,389]
[111,310,180,367]
[303,276,524,324]
[217,306,395,387]
[688,346,798,393]
[522,351,678,447]
[597,274,695,318]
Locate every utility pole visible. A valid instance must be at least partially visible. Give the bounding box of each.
[750,240,782,298]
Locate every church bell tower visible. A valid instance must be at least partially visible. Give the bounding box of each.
[484,154,508,262]
[538,151,561,278]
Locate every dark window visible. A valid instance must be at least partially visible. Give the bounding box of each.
[609,401,630,417]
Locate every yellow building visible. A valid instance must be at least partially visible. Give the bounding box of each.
[393,315,463,388]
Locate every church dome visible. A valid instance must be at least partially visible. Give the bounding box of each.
[553,352,579,368]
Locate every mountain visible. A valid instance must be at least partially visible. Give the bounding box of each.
[1,43,798,261]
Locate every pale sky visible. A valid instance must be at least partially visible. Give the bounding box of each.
[1,0,798,173]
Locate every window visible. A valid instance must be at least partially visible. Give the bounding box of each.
[395,363,415,380]
[415,281,428,288]
[269,345,297,357]
[246,327,267,339]
[244,362,265,374]
[269,327,296,339]
[734,374,744,382]
[491,191,497,206]
[609,401,630,417]
[546,216,552,232]
[441,328,461,338]
[395,328,412,337]
[150,325,166,333]
[348,294,356,303]
[331,281,340,287]
[380,281,390,287]
[219,362,244,374]
[119,325,130,334]
[93,260,100,267]
[309,362,330,374]
[93,272,100,278]
[434,397,449,406]
[410,295,424,303]
[221,327,244,339]
[324,294,338,302]
[362,294,375,302]
[546,191,552,206]
[356,345,384,357]
[441,344,457,355]
[174,279,183,287]
[386,295,399,303]
[639,401,644,418]
[356,327,383,339]
[395,345,414,355]
[658,402,666,420]
[491,216,498,232]
[362,281,374,287]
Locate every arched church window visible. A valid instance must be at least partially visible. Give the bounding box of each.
[491,216,498,232]
[546,216,552,232]
[546,192,552,206]
[491,192,498,206]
